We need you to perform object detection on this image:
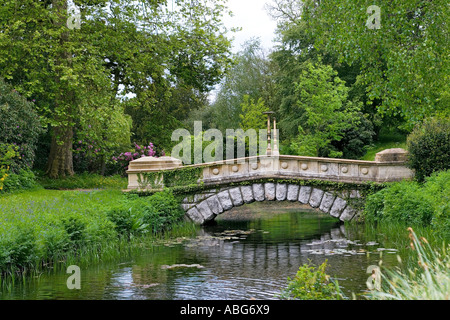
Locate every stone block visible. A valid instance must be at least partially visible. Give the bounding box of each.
[287,184,300,201]
[217,190,233,211]
[276,183,287,201]
[186,207,204,224]
[319,192,336,213]
[252,183,265,202]
[181,203,195,211]
[196,200,215,222]
[206,195,224,215]
[375,148,408,162]
[340,206,357,221]
[298,186,312,204]
[229,187,244,206]
[309,188,324,208]
[264,183,276,201]
[329,197,347,218]
[240,185,254,204]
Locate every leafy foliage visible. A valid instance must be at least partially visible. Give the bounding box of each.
[0,79,44,172]
[0,0,234,178]
[301,0,449,130]
[239,95,269,131]
[364,170,450,236]
[287,61,362,158]
[0,143,19,191]
[106,190,185,239]
[0,169,40,194]
[279,260,344,300]
[407,117,450,182]
[206,39,276,132]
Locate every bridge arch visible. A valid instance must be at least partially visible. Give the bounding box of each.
[182,182,360,225]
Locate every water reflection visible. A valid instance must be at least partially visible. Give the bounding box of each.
[1,205,399,300]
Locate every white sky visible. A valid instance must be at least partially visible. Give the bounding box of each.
[222,0,278,52]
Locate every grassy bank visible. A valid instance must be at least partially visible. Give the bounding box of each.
[0,188,197,282]
[360,128,407,161]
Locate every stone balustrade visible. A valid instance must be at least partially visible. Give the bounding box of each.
[126,150,414,191]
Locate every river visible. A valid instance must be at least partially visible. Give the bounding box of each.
[0,201,401,300]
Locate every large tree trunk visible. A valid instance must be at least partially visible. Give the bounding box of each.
[46,125,75,178]
[46,0,75,178]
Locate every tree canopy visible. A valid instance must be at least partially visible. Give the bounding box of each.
[0,0,234,177]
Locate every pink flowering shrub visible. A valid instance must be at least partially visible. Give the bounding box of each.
[113,142,164,171]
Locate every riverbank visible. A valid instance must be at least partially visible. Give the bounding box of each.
[0,188,198,284]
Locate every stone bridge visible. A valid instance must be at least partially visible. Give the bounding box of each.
[126,149,413,225]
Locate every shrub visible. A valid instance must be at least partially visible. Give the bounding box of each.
[0,79,45,172]
[364,170,450,236]
[422,170,450,234]
[106,190,184,238]
[407,117,450,182]
[1,169,40,193]
[0,143,19,191]
[365,181,433,226]
[279,260,344,300]
[112,142,162,174]
[0,228,39,273]
[144,190,185,232]
[0,190,121,275]
[106,204,149,240]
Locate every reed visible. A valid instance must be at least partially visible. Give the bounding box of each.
[366,227,449,300]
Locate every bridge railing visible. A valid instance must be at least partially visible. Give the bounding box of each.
[126,149,414,191]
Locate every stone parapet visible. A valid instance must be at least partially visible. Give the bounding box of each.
[126,152,414,191]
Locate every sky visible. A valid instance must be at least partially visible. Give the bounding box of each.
[221,0,278,53]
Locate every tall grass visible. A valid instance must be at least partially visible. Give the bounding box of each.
[366,228,449,300]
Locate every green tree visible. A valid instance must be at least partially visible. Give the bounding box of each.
[288,61,361,158]
[239,95,269,131]
[206,38,277,132]
[302,0,449,130]
[0,0,234,178]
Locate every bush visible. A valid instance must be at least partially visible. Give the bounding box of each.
[1,169,40,193]
[0,189,185,276]
[112,142,161,174]
[0,228,40,273]
[0,79,45,172]
[0,143,19,191]
[106,190,184,239]
[279,260,344,300]
[0,190,120,275]
[364,170,450,236]
[106,204,149,240]
[407,117,450,182]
